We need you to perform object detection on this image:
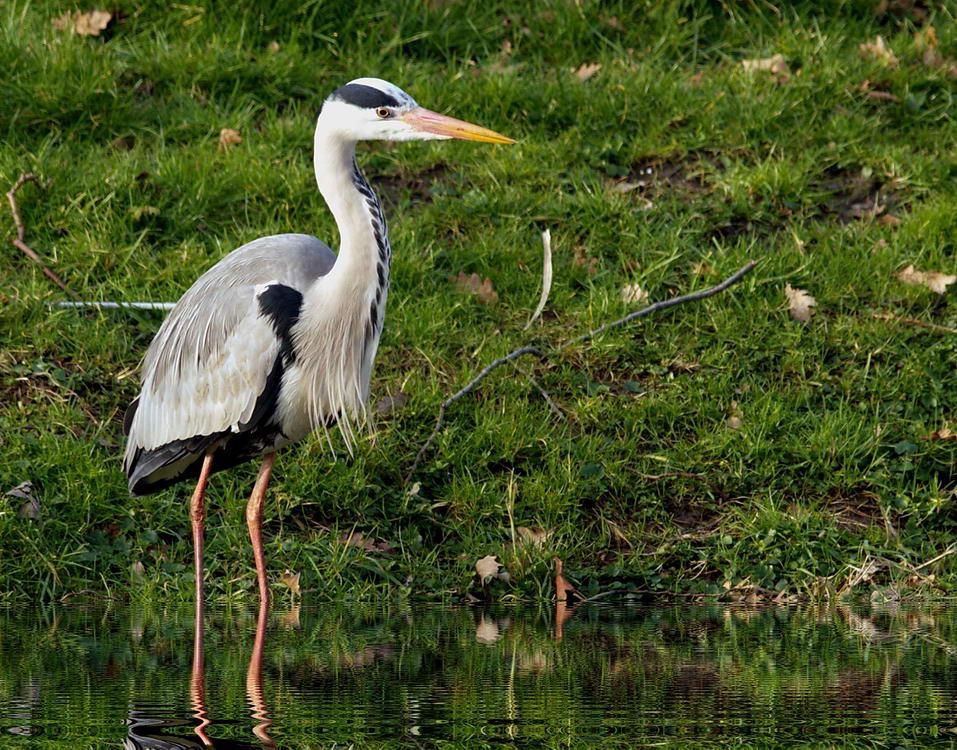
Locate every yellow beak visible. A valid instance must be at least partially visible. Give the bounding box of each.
[400,107,516,144]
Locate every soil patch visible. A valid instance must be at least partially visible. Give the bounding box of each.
[812,167,908,224]
[374,164,450,209]
[621,152,722,199]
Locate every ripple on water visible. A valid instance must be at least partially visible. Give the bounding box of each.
[2,603,957,747]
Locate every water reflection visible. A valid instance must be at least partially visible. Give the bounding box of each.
[126,599,273,749]
[2,601,957,746]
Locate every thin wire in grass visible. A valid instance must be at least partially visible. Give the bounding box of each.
[405,260,759,483]
[54,301,176,310]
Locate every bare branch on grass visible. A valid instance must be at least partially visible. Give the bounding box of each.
[873,311,957,335]
[406,260,759,481]
[559,260,758,351]
[405,346,546,482]
[914,542,957,572]
[6,173,80,300]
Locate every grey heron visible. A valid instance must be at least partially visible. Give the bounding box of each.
[123,78,514,611]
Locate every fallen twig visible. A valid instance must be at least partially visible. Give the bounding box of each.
[406,260,758,481]
[914,542,957,572]
[7,173,80,300]
[873,311,957,335]
[524,228,553,330]
[406,346,545,482]
[559,261,758,351]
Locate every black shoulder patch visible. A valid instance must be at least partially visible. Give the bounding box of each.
[330,83,401,110]
[258,284,303,365]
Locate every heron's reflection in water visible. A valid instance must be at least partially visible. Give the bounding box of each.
[124,600,276,749]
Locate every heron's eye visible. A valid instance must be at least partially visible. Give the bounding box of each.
[375,107,393,119]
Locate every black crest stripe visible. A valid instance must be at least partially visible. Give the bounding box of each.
[331,83,402,110]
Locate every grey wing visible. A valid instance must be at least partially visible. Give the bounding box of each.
[123,233,335,472]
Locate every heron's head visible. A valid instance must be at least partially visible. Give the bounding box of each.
[318,77,514,145]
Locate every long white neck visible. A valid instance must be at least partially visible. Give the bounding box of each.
[312,129,391,287]
[294,123,391,449]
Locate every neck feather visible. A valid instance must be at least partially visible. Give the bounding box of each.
[294,125,392,449]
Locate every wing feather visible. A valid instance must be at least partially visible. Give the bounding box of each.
[127,285,279,454]
[123,233,336,482]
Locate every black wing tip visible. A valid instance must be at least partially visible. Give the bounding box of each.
[123,397,139,437]
[124,434,218,496]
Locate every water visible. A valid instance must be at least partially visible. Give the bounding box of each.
[2,602,957,748]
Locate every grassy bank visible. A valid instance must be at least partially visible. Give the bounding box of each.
[2,0,956,602]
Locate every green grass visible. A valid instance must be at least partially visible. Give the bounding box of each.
[2,0,956,602]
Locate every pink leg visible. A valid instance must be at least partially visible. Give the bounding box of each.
[189,452,214,746]
[246,453,276,606]
[190,452,215,622]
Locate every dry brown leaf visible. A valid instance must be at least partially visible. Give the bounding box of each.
[866,90,901,103]
[476,555,501,583]
[338,530,367,549]
[859,36,899,68]
[573,63,601,81]
[874,0,928,21]
[620,283,649,306]
[52,13,73,31]
[7,481,40,519]
[75,9,111,35]
[573,246,599,274]
[218,128,243,152]
[741,53,790,82]
[913,26,957,75]
[6,481,34,500]
[741,53,788,73]
[516,526,552,548]
[609,180,640,194]
[281,569,301,596]
[726,401,743,430]
[878,214,901,226]
[131,206,160,220]
[784,283,817,322]
[375,391,408,416]
[915,26,938,52]
[336,531,393,554]
[55,10,112,36]
[895,264,957,294]
[926,428,957,441]
[452,271,498,303]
